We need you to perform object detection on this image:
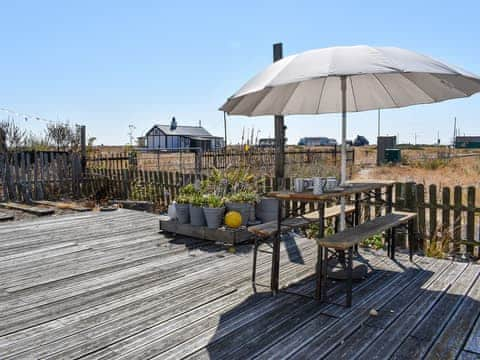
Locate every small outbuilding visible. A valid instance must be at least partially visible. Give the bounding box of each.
[143,117,224,151]
[455,136,480,149]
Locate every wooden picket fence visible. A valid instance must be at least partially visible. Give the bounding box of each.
[395,182,480,255]
[86,147,355,175]
[1,150,478,257]
[0,151,84,202]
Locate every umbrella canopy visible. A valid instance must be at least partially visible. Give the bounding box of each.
[220,45,480,230]
[220,45,480,116]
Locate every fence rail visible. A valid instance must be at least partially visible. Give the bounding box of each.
[86,147,354,176]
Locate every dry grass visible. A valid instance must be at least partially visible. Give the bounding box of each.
[353,147,480,189]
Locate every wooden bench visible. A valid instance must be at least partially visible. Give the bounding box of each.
[249,204,356,290]
[248,204,356,238]
[316,211,417,307]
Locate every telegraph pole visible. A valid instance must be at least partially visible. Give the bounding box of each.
[273,43,285,191]
[377,109,381,137]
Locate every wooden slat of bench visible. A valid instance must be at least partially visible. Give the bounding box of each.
[248,205,355,238]
[316,212,416,249]
[302,204,355,221]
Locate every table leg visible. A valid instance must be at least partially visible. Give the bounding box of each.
[270,199,282,294]
[346,247,353,307]
[315,201,325,300]
[386,185,393,214]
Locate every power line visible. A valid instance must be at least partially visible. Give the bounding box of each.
[0,107,62,124]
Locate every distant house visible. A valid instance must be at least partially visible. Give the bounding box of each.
[353,135,369,146]
[455,136,480,149]
[143,117,224,151]
[298,137,337,146]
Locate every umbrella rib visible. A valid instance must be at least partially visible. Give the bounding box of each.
[427,74,469,97]
[243,89,273,115]
[349,76,359,112]
[281,82,302,114]
[315,77,328,113]
[372,74,399,107]
[399,73,437,102]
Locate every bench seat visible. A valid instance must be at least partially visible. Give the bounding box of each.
[316,211,416,250]
[248,204,355,238]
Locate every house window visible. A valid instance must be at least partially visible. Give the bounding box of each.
[159,135,166,148]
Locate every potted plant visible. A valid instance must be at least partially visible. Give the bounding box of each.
[189,193,207,226]
[175,183,197,224]
[255,197,279,223]
[175,194,191,224]
[226,191,258,226]
[202,194,225,229]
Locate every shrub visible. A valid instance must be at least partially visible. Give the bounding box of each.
[204,194,225,208]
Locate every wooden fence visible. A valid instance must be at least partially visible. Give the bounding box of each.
[0,151,84,202]
[87,147,355,176]
[395,182,480,255]
[82,171,478,256]
[2,150,478,257]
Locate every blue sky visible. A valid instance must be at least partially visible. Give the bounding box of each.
[0,0,479,145]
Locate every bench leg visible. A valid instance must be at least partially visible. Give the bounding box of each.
[346,247,353,307]
[386,229,391,258]
[315,245,323,300]
[391,227,396,260]
[408,219,414,262]
[252,237,259,289]
[320,246,328,302]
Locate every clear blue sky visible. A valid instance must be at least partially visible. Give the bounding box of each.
[0,0,479,145]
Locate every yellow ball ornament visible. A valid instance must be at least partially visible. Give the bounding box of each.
[225,211,242,229]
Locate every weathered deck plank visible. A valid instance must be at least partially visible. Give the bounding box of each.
[0,209,479,359]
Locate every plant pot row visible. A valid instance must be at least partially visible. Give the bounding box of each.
[175,203,225,229]
[173,198,278,229]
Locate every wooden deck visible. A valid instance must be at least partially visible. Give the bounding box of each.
[0,209,479,359]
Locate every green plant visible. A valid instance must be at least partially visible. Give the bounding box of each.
[228,191,258,204]
[204,194,225,208]
[425,226,451,259]
[305,223,335,239]
[179,183,199,196]
[361,233,384,249]
[176,194,191,204]
[190,193,207,207]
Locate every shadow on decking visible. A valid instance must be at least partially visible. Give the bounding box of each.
[195,260,479,359]
[165,232,307,263]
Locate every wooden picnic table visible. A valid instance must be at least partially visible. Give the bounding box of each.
[266,181,395,300]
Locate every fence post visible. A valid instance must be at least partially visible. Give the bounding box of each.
[441,187,450,236]
[429,184,437,240]
[80,125,86,175]
[194,149,202,179]
[467,186,475,254]
[416,183,425,250]
[0,128,7,201]
[453,186,462,252]
[0,128,6,153]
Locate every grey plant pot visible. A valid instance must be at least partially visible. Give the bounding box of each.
[255,198,279,223]
[226,202,252,226]
[203,206,225,229]
[176,203,190,224]
[189,205,206,226]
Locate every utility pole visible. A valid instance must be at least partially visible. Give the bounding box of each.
[377,109,381,137]
[453,117,457,145]
[223,112,227,151]
[273,43,285,191]
[128,125,136,146]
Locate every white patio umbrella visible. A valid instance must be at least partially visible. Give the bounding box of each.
[220,45,480,229]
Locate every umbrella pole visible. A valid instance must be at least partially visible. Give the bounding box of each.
[340,76,347,231]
